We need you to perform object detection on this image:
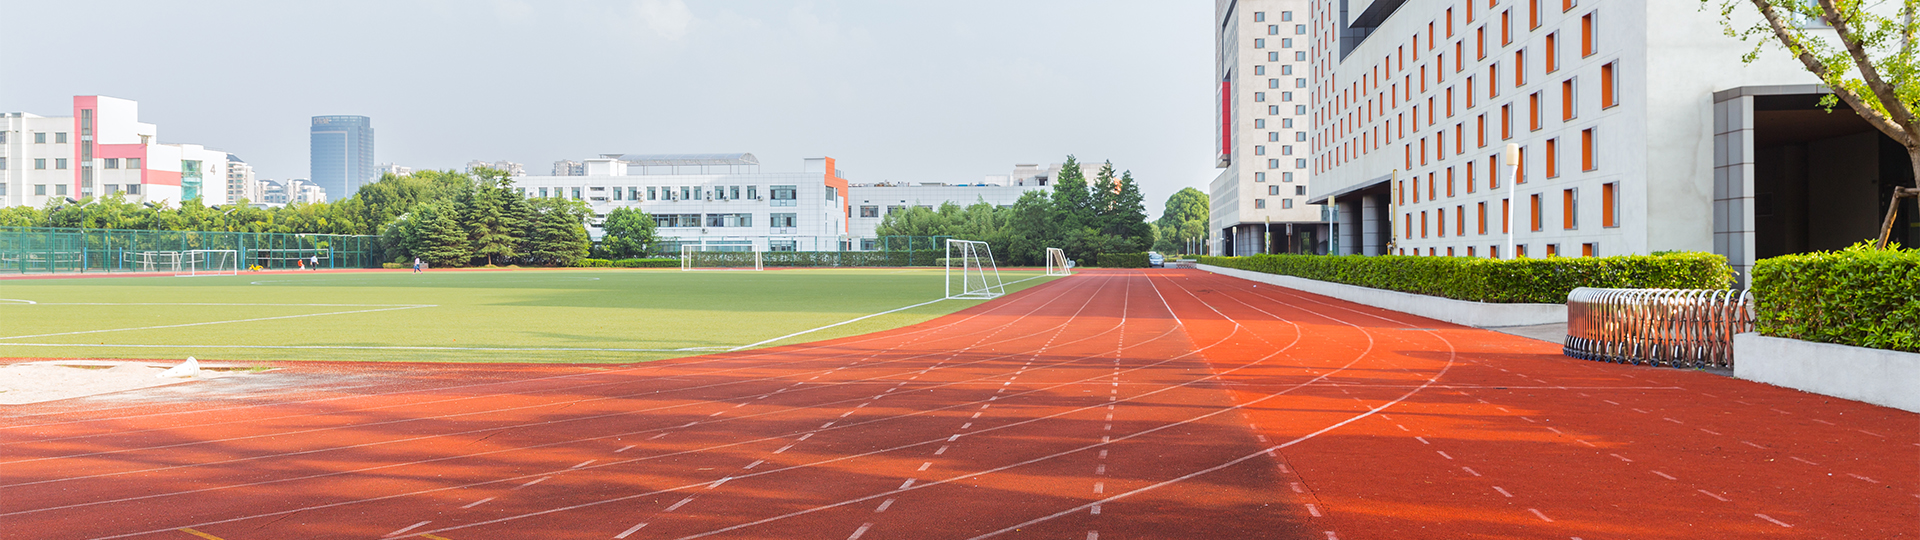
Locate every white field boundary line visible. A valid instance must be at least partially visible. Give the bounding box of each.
[4,302,433,306]
[0,298,37,304]
[726,274,1053,352]
[0,343,726,353]
[0,305,436,342]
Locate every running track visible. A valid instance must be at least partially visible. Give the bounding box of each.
[2,269,1913,539]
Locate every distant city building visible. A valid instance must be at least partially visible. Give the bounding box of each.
[466,160,525,176]
[375,163,412,178]
[552,160,586,176]
[257,178,325,206]
[1210,0,1327,256]
[514,153,853,252]
[310,115,374,200]
[2,96,233,208]
[225,154,258,204]
[846,163,1059,241]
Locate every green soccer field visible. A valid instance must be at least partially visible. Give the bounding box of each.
[0,268,1058,364]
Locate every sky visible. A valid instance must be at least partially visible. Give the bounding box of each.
[0,0,1217,219]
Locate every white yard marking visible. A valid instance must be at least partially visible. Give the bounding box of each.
[743,460,764,469]
[514,477,549,490]
[1415,437,1430,444]
[615,522,649,539]
[1755,514,1793,527]
[460,497,495,509]
[918,462,932,471]
[899,479,916,489]
[573,460,596,469]
[1462,467,1482,477]
[847,523,874,540]
[1528,509,1554,522]
[1436,451,1454,460]
[1652,471,1676,480]
[1306,504,1322,517]
[874,499,893,512]
[384,521,431,537]
[615,445,635,453]
[665,496,696,512]
[1492,486,1513,498]
[1090,504,1101,515]
[1697,489,1730,502]
[935,445,949,455]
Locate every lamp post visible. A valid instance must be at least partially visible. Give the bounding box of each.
[1504,143,1520,259]
[1264,216,1271,255]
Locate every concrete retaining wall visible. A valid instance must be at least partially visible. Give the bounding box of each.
[1195,264,1567,328]
[1734,333,1920,413]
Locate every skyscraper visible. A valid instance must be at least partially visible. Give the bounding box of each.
[310,115,374,200]
[1210,0,1328,256]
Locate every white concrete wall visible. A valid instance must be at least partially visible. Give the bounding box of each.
[1735,333,1920,413]
[1198,263,1567,327]
[515,168,845,251]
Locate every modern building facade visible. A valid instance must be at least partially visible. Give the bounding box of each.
[226,154,258,204]
[1212,0,1332,256]
[466,160,525,176]
[2,96,233,208]
[309,115,374,201]
[512,153,851,252]
[845,162,1058,241]
[1302,0,1909,278]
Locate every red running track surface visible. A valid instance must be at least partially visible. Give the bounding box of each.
[1,269,1913,539]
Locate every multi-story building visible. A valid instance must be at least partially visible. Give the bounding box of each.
[513,153,851,252]
[1303,0,1909,277]
[1211,0,1330,256]
[552,160,585,177]
[2,96,232,208]
[226,155,259,204]
[375,163,412,178]
[310,115,373,201]
[845,163,1058,242]
[256,178,324,206]
[466,160,525,176]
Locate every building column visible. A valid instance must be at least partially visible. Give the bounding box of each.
[1338,199,1361,255]
[1713,95,1757,286]
[1361,195,1384,256]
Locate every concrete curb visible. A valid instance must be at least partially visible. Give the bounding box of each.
[1733,333,1920,413]
[1195,264,1567,328]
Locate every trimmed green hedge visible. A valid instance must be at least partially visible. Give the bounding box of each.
[1198,252,1734,304]
[1096,252,1150,268]
[1751,243,1919,353]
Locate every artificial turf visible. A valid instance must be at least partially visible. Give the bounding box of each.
[0,267,1057,364]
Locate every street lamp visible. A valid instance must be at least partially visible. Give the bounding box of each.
[1504,143,1521,259]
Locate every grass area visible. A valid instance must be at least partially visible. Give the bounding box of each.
[0,267,1058,364]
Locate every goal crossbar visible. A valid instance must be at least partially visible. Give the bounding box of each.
[681,245,764,271]
[1045,247,1071,276]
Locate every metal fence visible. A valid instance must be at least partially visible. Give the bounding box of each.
[1564,288,1755,369]
[0,226,384,274]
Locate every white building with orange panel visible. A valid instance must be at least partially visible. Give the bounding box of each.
[2,96,234,208]
[1302,0,1908,279]
[1211,0,1330,256]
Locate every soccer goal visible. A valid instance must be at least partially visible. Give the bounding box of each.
[682,245,764,271]
[945,239,1005,299]
[1044,247,1072,276]
[125,250,185,273]
[177,249,240,277]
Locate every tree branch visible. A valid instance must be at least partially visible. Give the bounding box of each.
[1751,0,1915,146]
[1817,0,1918,136]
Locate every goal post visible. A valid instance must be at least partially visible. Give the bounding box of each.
[681,245,764,271]
[945,239,1005,299]
[124,251,184,273]
[1045,247,1071,276]
[177,250,239,277]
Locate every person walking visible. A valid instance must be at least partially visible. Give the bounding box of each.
[309,254,319,270]
[413,257,423,274]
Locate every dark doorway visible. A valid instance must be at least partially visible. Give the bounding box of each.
[1752,94,1916,258]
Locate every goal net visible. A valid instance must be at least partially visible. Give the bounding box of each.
[125,251,185,273]
[682,245,764,271]
[945,239,1005,299]
[1045,247,1071,276]
[178,250,239,276]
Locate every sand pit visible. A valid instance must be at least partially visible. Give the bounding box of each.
[0,360,248,405]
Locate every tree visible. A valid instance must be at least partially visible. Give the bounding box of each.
[462,170,526,266]
[1050,155,1092,231]
[1155,187,1210,255]
[600,206,658,258]
[523,197,591,266]
[410,202,471,267]
[1107,170,1152,249]
[1709,0,1918,246]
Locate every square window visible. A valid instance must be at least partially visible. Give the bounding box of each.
[56,184,68,196]
[1256,92,1266,102]
[55,132,68,144]
[1255,38,1265,49]
[34,184,46,195]
[126,158,140,169]
[1295,185,1307,195]
[55,158,68,170]
[104,158,119,169]
[1269,185,1280,195]
[1255,11,1265,22]
[1255,199,1266,209]
[34,132,47,144]
[1282,198,1295,209]
[1281,11,1292,21]
[1255,172,1267,182]
[1283,172,1295,182]
[1269,24,1279,35]
[1269,51,1280,61]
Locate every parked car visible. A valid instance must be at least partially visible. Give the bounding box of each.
[1148,252,1165,267]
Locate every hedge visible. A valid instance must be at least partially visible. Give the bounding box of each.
[1096,252,1150,268]
[1751,243,1919,353]
[1198,252,1734,304]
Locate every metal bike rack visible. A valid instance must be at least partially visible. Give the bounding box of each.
[1564,288,1754,370]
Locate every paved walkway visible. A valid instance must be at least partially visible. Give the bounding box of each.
[1,269,1912,539]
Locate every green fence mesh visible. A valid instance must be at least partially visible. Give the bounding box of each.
[0,226,384,274]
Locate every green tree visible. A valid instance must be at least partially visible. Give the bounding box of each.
[1708,0,1918,246]
[462,169,526,266]
[1154,187,1210,255]
[410,202,472,267]
[600,206,659,258]
[523,197,591,266]
[1107,170,1152,249]
[1050,155,1092,231]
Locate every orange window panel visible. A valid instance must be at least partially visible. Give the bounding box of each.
[1489,63,1500,97]
[1602,182,1617,227]
[1467,77,1478,107]
[1454,123,1464,154]
[1516,146,1527,183]
[1530,193,1543,231]
[1546,244,1557,257]
[1447,8,1456,36]
[1582,128,1597,170]
[1500,105,1512,139]
[1530,0,1541,29]
[1456,204,1467,235]
[1477,114,1487,147]
[1428,22,1436,50]
[1405,214,1414,238]
[1422,211,1429,237]
[1565,0,1577,12]
[1546,33,1559,72]
[1399,180,1406,205]
[1446,87,1456,116]
[1489,154,1502,188]
[1428,172,1437,200]
[1413,176,1421,202]
[1502,198,1511,233]
[1469,246,1477,257]
[1477,27,1487,59]
[1455,41,1465,71]
[1563,78,1577,120]
[1601,62,1617,108]
[1467,162,1478,193]
[1515,49,1526,86]
[1529,92,1542,130]
[1477,202,1488,234]
[1437,208,1447,236]
[1501,10,1512,45]
[1447,168,1457,197]
[1545,138,1559,177]
[1517,244,1528,258]
[1563,188,1577,229]
[1582,13,1595,56]
[1582,243,1594,257]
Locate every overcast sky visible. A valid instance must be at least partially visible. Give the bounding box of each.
[1,1,1215,218]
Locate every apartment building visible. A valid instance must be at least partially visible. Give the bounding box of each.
[1,96,233,208]
[513,154,852,252]
[1305,0,1909,278]
[1212,0,1331,256]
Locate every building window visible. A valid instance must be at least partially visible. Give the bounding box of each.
[1477,26,1487,59]
[612,187,623,201]
[1582,243,1596,257]
[1501,10,1512,45]
[1296,185,1307,195]
[34,132,47,144]
[1545,138,1559,177]
[1438,208,1447,236]
[1269,185,1281,195]
[55,132,68,144]
[55,184,68,196]
[0,132,6,144]
[1269,132,1280,142]
[1529,92,1542,130]
[126,184,140,195]
[1582,128,1598,170]
[1269,51,1280,61]
[0,157,6,170]
[540,187,550,198]
[1255,199,1267,209]
[1500,105,1512,139]
[1283,172,1295,181]
[1546,33,1559,72]
[1515,49,1526,86]
[1256,145,1266,155]
[1421,210,1430,238]
[1530,193,1543,231]
[1255,172,1267,182]
[771,212,799,228]
[1601,62,1618,108]
[1282,38,1294,48]
[1255,38,1266,48]
[55,158,68,170]
[1282,198,1295,209]
[1269,78,1279,89]
[1516,146,1528,183]
[34,184,46,195]
[1530,0,1542,29]
[1582,12,1597,56]
[104,158,119,169]
[1602,182,1619,227]
[126,158,140,169]
[860,205,879,218]
[1282,11,1292,21]
[1255,92,1266,102]
[1269,24,1279,35]
[1477,202,1488,234]
[1296,24,1305,34]
[1255,11,1264,22]
[1564,188,1579,229]
[1563,78,1578,120]
[1268,158,1280,168]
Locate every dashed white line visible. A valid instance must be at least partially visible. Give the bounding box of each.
[1414,436,1430,445]
[847,522,874,539]
[1755,514,1793,527]
[899,479,916,489]
[1462,466,1482,477]
[935,445,949,455]
[1492,486,1513,497]
[1849,473,1880,483]
[1086,532,1099,540]
[460,497,495,509]
[664,496,696,512]
[614,522,649,538]
[1090,504,1102,515]
[773,444,795,454]
[615,445,635,453]
[514,477,549,490]
[1290,482,1305,493]
[1740,441,1765,449]
[1789,456,1818,465]
[1652,470,1676,480]
[1698,428,1722,436]
[874,498,893,513]
[1305,503,1322,517]
[918,462,932,471]
[384,520,431,537]
[1609,453,1633,462]
[1528,508,1553,522]
[1094,482,1104,494]
[744,459,764,469]
[708,476,732,489]
[1858,429,1886,438]
[573,460,596,469]
[1697,489,1730,502]
[1436,451,1454,460]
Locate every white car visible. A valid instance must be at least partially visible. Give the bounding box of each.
[1148,252,1165,267]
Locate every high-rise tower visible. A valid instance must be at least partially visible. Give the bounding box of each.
[310,115,374,200]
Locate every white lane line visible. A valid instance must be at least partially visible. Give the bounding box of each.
[1086,532,1098,540]
[1574,439,1596,447]
[1492,486,1513,498]
[744,460,764,469]
[947,434,960,442]
[1811,419,1834,425]
[1698,428,1722,436]
[1849,473,1880,483]
[384,521,431,537]
[1323,532,1339,540]
[1436,451,1454,460]
[573,460,596,469]
[773,444,794,454]
[820,422,835,429]
[514,477,549,490]
[1093,482,1104,494]
[709,476,732,489]
[1462,467,1482,477]
[1858,429,1886,438]
[1740,441,1766,449]
[1789,456,1818,465]
[899,479,916,489]
[1095,464,1106,475]
[1610,453,1633,462]
[0,299,37,304]
[615,445,635,453]
[1652,470,1676,480]
[1697,489,1730,502]
[460,497,495,509]
[1415,437,1430,445]
[918,462,932,471]
[934,445,949,455]
[1098,450,1108,459]
[615,522,648,539]
[1090,504,1101,515]
[649,433,670,440]
[1291,482,1305,493]
[1306,504,1322,517]
[665,496,696,512]
[874,498,893,513]
[840,411,854,417]
[797,433,814,441]
[847,522,874,540]
[725,275,1048,352]
[1755,514,1793,527]
[1528,508,1554,522]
